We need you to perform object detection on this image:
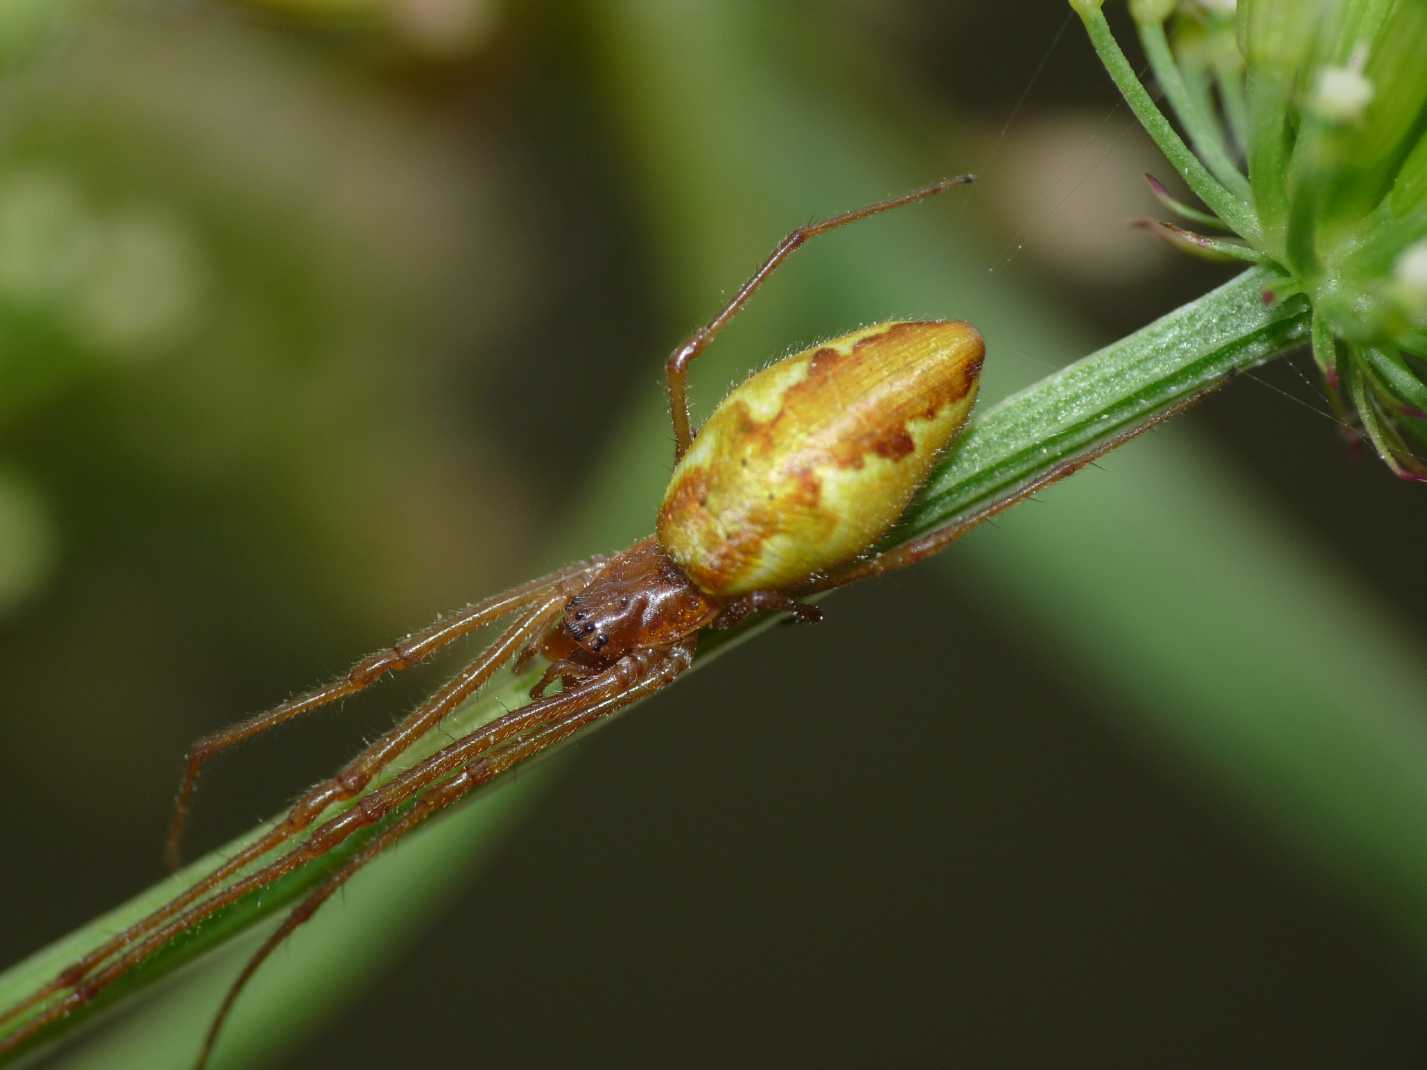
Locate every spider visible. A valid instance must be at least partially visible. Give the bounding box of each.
[0,175,987,1068]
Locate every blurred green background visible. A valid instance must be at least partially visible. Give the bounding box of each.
[3,1,1426,1066]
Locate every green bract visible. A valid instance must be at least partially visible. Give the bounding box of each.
[1073,0,1427,480]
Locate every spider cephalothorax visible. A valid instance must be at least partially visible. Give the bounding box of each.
[532,536,719,692]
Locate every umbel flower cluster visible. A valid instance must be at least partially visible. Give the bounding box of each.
[1072,0,1427,480]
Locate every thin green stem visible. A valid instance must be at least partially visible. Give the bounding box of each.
[0,262,1311,1066]
[1146,172,1229,229]
[1073,5,1260,242]
[1310,308,1333,378]
[1309,307,1354,427]
[1349,357,1426,480]
[1215,57,1250,157]
[1136,218,1264,262]
[903,266,1305,538]
[1244,69,1293,258]
[1362,345,1427,411]
[1138,19,1252,202]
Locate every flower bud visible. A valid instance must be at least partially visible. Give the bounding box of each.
[1073,0,1427,478]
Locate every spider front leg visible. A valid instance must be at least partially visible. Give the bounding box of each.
[164,556,607,870]
[194,639,695,1069]
[663,176,974,461]
[162,556,606,872]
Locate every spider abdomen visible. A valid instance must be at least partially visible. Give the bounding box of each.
[657,320,983,596]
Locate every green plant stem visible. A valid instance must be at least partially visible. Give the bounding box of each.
[1074,4,1261,242]
[1244,69,1293,256]
[0,265,1310,1067]
[904,266,1305,538]
[1215,58,1251,157]
[1137,19,1252,202]
[1364,345,1427,410]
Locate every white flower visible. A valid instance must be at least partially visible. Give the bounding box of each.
[1311,44,1374,124]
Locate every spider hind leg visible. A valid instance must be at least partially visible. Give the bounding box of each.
[0,566,601,1054]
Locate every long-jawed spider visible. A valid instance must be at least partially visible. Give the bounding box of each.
[0,176,988,1068]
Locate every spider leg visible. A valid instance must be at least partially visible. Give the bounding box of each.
[1,641,694,1057]
[0,583,583,1041]
[711,589,823,630]
[796,389,1216,595]
[529,658,570,698]
[164,556,607,869]
[194,640,695,1070]
[529,656,605,699]
[664,175,974,461]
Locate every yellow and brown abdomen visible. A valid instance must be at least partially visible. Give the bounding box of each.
[656,320,983,596]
